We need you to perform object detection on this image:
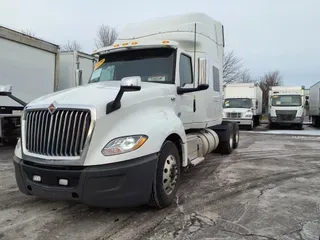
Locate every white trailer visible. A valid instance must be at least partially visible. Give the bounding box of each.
[58,51,98,90]
[11,13,239,209]
[309,81,320,127]
[0,26,97,144]
[222,83,263,130]
[268,86,306,129]
[0,25,59,143]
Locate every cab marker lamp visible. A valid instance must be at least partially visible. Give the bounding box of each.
[101,135,148,156]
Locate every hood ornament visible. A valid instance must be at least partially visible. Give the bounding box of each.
[48,101,58,114]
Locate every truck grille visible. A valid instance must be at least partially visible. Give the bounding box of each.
[276,110,297,121]
[227,112,241,119]
[25,109,91,157]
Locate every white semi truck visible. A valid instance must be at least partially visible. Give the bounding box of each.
[10,13,239,209]
[222,83,263,130]
[309,81,320,127]
[268,86,306,129]
[0,25,97,144]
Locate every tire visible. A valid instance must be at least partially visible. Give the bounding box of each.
[256,116,261,126]
[232,123,239,149]
[312,117,316,127]
[221,123,234,155]
[314,116,320,128]
[297,123,303,130]
[268,122,275,129]
[248,120,254,130]
[253,116,259,127]
[149,140,181,209]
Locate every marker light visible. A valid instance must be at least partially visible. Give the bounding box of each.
[33,175,41,182]
[114,44,120,47]
[58,179,68,186]
[162,40,170,44]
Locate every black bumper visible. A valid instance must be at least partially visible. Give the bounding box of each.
[268,116,303,124]
[13,153,158,208]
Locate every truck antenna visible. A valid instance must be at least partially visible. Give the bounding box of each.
[193,23,197,85]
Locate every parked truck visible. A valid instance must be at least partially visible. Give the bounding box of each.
[10,13,239,209]
[0,25,97,144]
[268,86,306,129]
[0,25,59,144]
[58,51,97,91]
[222,83,263,130]
[309,81,320,127]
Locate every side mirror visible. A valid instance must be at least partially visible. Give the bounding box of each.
[0,85,12,96]
[198,57,209,85]
[177,83,209,95]
[120,76,142,91]
[106,76,142,114]
[0,85,27,106]
[305,96,309,100]
[198,84,209,91]
[75,69,83,86]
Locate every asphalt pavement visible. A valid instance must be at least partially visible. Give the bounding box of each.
[1,124,320,240]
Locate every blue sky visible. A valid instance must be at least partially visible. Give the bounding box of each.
[1,0,320,88]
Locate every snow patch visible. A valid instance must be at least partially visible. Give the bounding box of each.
[250,130,320,137]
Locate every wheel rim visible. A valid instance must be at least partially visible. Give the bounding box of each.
[163,154,178,195]
[229,134,233,148]
[235,130,239,143]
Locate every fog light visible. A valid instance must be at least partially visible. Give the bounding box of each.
[33,175,41,182]
[58,179,68,186]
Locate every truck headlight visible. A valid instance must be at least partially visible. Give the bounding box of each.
[244,113,252,118]
[101,135,148,156]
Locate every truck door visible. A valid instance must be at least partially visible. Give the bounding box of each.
[175,53,194,125]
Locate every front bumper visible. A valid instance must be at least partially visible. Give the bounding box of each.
[13,153,158,208]
[223,118,252,125]
[268,116,303,124]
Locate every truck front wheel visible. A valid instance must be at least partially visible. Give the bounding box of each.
[297,123,303,130]
[149,140,181,209]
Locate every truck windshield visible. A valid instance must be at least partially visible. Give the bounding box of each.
[89,48,176,84]
[271,95,302,106]
[223,98,252,108]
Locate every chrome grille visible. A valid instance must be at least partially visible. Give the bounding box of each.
[25,109,91,157]
[227,112,242,119]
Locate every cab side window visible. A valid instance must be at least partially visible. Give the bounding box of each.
[213,66,220,92]
[179,54,193,86]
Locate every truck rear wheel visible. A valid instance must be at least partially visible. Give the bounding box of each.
[220,122,234,154]
[149,140,181,209]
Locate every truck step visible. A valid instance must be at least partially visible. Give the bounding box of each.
[190,157,205,166]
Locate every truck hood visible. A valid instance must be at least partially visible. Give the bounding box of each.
[27,81,176,116]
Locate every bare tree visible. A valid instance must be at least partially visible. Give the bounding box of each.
[259,70,283,111]
[94,25,119,48]
[237,70,256,83]
[223,50,249,84]
[21,29,36,37]
[61,40,82,51]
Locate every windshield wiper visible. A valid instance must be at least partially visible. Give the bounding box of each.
[89,78,100,83]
